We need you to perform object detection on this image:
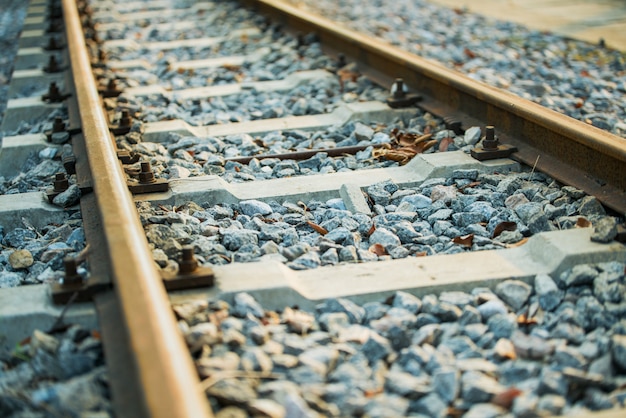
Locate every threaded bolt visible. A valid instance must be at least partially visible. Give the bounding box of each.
[482,126,499,150]
[119,109,131,127]
[46,82,61,101]
[53,172,69,193]
[63,257,82,285]
[138,161,156,184]
[46,36,60,50]
[337,53,346,68]
[45,55,60,72]
[52,116,65,133]
[392,78,406,99]
[179,246,198,275]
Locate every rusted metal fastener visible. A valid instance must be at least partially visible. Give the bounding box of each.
[46,19,62,33]
[63,257,83,286]
[178,246,199,275]
[44,36,63,51]
[139,161,156,184]
[443,116,465,135]
[470,126,517,161]
[42,81,70,103]
[110,109,132,135]
[45,116,70,143]
[117,150,140,164]
[48,5,62,19]
[100,79,122,98]
[63,154,77,175]
[386,78,421,108]
[43,55,61,73]
[336,53,347,69]
[162,246,215,291]
[46,172,70,203]
[128,161,169,194]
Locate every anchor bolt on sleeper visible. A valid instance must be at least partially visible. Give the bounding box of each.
[45,116,70,143]
[138,162,156,184]
[63,257,82,286]
[42,82,70,103]
[43,55,61,73]
[46,172,70,203]
[178,246,199,275]
[44,36,63,51]
[386,78,421,108]
[470,125,518,161]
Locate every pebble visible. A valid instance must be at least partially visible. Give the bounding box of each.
[8,248,34,269]
[164,260,626,416]
[0,217,85,287]
[0,325,111,416]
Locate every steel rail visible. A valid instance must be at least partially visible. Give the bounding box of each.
[62,0,213,416]
[242,0,626,213]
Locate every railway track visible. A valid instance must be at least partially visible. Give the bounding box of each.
[0,0,625,417]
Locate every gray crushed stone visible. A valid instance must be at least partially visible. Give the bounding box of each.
[0,325,111,417]
[175,261,626,417]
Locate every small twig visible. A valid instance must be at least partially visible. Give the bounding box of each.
[200,370,282,392]
[74,244,91,263]
[48,291,79,333]
[529,155,540,179]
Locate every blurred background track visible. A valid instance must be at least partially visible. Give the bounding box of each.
[428,0,626,51]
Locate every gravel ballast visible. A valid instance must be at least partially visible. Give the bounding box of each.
[175,261,626,417]
[285,0,626,139]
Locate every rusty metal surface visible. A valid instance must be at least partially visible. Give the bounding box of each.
[242,0,626,213]
[62,0,213,417]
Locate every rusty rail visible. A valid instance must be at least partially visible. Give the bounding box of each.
[62,0,212,416]
[241,0,626,213]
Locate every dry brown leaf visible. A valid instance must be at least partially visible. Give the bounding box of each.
[464,47,477,59]
[367,224,376,237]
[491,387,523,409]
[222,64,241,72]
[458,181,481,191]
[439,137,454,152]
[414,251,428,257]
[453,234,474,247]
[576,217,592,228]
[338,68,360,83]
[306,221,328,235]
[364,387,384,398]
[369,243,388,256]
[492,221,517,238]
[517,313,539,326]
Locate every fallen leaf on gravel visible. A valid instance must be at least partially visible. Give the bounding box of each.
[452,234,474,247]
[367,224,376,237]
[369,243,388,256]
[364,387,384,398]
[306,221,328,235]
[517,313,539,326]
[372,130,438,164]
[576,217,592,228]
[492,221,517,238]
[458,181,481,191]
[491,387,522,409]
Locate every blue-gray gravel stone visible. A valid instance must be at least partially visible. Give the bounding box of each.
[495,279,532,311]
[534,273,563,311]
